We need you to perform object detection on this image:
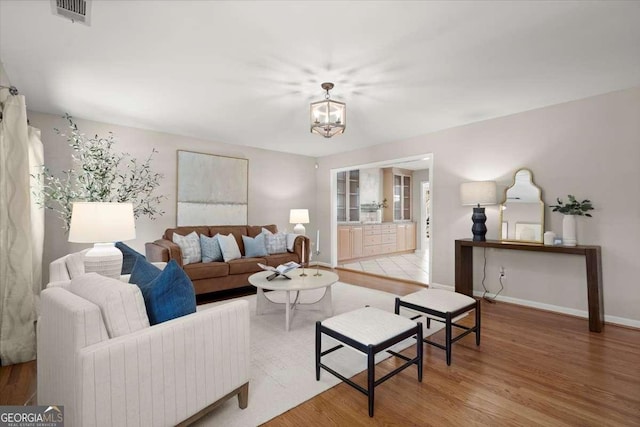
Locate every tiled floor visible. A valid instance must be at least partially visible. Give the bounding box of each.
[339,250,430,283]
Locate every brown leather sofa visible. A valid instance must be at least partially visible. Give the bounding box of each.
[145,224,310,296]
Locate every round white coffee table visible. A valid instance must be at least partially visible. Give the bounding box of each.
[249,268,339,331]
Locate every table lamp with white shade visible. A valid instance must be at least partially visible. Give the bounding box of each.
[68,202,136,279]
[289,209,309,235]
[460,181,497,242]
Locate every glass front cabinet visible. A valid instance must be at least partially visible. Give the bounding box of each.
[384,168,412,222]
[336,170,360,222]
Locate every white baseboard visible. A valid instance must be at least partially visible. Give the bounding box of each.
[428,282,454,291]
[473,291,640,329]
[312,261,332,268]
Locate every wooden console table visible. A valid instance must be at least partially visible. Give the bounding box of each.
[455,239,603,332]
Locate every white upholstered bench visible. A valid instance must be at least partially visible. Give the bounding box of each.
[315,306,423,417]
[395,288,480,365]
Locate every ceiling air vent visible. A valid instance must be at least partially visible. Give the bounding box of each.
[51,0,92,26]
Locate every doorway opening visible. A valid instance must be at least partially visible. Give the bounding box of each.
[331,154,433,284]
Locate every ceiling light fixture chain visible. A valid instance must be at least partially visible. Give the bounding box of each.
[322,82,333,100]
[310,82,346,138]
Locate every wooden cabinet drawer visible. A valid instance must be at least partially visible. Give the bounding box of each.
[364,234,382,246]
[381,234,396,244]
[381,243,396,253]
[381,224,395,231]
[364,245,382,257]
[364,228,380,236]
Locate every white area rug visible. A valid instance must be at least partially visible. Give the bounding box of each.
[195,282,442,426]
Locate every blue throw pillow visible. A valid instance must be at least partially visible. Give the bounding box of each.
[242,233,268,257]
[129,256,162,286]
[134,260,196,325]
[116,242,146,275]
[200,234,223,263]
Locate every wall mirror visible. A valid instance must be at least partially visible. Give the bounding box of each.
[499,168,544,243]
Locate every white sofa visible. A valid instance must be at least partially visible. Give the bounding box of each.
[39,255,251,427]
[49,249,145,283]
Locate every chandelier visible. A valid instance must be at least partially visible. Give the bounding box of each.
[310,82,346,138]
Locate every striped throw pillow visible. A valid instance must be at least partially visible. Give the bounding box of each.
[172,231,202,265]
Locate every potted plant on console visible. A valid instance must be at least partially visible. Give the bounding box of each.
[549,195,594,246]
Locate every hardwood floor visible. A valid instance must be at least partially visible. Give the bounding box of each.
[265,270,640,426]
[0,358,35,406]
[2,269,639,426]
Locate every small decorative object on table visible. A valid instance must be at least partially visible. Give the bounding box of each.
[549,195,594,247]
[543,231,556,246]
[460,181,497,242]
[257,261,300,281]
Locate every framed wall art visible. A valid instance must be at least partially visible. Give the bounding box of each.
[177,150,248,226]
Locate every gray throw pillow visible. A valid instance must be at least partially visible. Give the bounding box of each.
[200,234,223,263]
[242,234,268,257]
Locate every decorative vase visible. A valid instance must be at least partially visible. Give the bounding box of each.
[562,215,577,246]
[471,207,488,242]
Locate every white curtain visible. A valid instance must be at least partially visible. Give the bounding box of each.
[28,126,44,295]
[0,85,43,365]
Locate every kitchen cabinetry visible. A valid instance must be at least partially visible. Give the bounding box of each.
[363,225,381,257]
[382,168,412,222]
[406,222,416,250]
[396,224,407,251]
[337,225,363,261]
[338,222,415,262]
[337,170,360,222]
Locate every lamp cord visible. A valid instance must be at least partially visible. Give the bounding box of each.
[481,248,504,303]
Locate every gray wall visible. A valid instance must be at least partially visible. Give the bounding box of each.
[30,87,640,326]
[29,112,317,283]
[316,88,640,326]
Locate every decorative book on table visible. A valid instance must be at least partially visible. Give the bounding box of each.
[257,261,300,280]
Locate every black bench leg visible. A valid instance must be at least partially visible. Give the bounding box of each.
[476,300,481,346]
[368,345,375,417]
[315,321,321,380]
[426,317,431,329]
[445,312,452,366]
[417,323,423,382]
[394,297,400,315]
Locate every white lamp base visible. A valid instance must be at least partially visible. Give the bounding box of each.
[84,242,123,279]
[293,224,306,235]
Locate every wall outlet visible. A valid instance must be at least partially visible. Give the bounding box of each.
[499,266,506,279]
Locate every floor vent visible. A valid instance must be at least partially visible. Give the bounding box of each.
[51,0,92,26]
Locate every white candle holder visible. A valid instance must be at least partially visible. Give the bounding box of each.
[313,249,322,277]
[300,239,308,277]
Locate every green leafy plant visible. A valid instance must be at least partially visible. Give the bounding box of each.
[33,114,165,230]
[549,195,594,217]
[375,198,388,209]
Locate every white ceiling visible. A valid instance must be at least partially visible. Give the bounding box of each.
[1,1,639,157]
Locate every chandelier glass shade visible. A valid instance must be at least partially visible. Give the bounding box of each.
[310,82,346,138]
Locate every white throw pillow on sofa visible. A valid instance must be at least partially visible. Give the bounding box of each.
[172,231,202,265]
[216,233,242,262]
[70,272,150,338]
